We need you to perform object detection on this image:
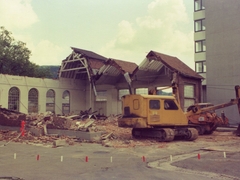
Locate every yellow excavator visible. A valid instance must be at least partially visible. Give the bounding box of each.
[118,92,199,142]
[118,84,240,142]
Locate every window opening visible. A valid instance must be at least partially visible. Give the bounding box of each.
[194,0,205,11]
[195,40,206,52]
[119,89,129,100]
[184,84,195,111]
[62,90,70,115]
[8,87,20,111]
[46,89,55,113]
[96,90,107,101]
[195,61,206,73]
[195,19,205,32]
[135,88,148,95]
[28,88,38,113]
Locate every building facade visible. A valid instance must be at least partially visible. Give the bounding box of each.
[194,0,240,124]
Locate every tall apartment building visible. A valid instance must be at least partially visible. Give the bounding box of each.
[194,0,240,124]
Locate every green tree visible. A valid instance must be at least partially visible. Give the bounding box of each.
[0,26,53,78]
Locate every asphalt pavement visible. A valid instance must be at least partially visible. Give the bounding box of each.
[1,140,240,180]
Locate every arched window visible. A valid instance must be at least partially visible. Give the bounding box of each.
[62,90,70,115]
[8,87,20,111]
[28,88,38,113]
[46,89,55,113]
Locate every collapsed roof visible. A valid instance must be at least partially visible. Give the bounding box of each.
[58,47,138,83]
[58,48,203,91]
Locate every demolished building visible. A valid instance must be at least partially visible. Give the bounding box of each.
[0,47,203,116]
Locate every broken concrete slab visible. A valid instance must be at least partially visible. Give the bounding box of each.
[28,127,44,137]
[47,129,103,141]
[53,139,68,147]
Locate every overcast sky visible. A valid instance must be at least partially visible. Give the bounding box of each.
[0,0,194,68]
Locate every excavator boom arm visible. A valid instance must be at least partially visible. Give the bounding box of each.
[200,99,239,113]
[186,85,240,116]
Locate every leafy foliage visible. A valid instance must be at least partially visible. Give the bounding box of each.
[38,66,60,79]
[0,27,54,78]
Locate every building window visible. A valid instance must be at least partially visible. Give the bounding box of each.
[119,89,129,100]
[195,40,206,52]
[184,99,195,112]
[135,88,148,95]
[96,90,107,101]
[62,90,70,115]
[184,84,195,111]
[195,61,206,73]
[195,19,205,32]
[156,87,172,96]
[46,89,55,113]
[28,88,38,113]
[8,87,20,111]
[194,0,205,11]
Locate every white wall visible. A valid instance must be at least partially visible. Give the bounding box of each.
[0,74,86,115]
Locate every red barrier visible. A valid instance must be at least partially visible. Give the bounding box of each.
[37,154,40,161]
[85,156,88,162]
[142,156,146,162]
[20,121,26,136]
[198,153,200,159]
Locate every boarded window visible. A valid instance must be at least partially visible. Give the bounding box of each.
[28,88,38,113]
[62,90,70,115]
[46,89,55,113]
[8,87,20,111]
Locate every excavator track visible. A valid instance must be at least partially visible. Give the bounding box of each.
[184,128,198,141]
[132,128,174,142]
[132,127,198,142]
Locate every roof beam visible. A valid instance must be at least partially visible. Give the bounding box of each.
[60,66,86,72]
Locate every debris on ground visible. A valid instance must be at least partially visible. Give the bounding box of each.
[0,108,26,126]
[0,108,239,148]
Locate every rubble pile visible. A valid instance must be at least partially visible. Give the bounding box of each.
[0,107,161,147]
[94,115,160,147]
[0,108,26,126]
[5,109,238,148]
[0,129,76,147]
